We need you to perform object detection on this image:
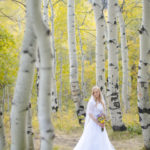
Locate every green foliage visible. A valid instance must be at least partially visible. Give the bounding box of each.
[52,106,82,134]
[0,25,18,87]
[1,1,145,148]
[127,124,142,135]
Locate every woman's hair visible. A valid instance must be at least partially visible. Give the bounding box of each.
[92,86,105,109]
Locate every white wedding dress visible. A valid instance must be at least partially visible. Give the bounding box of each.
[74,96,115,150]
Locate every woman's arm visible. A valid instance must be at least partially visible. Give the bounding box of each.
[89,113,105,128]
[89,113,99,125]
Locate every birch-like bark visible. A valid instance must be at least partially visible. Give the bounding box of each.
[10,0,36,149]
[137,0,150,149]
[31,0,55,149]
[0,97,5,150]
[26,103,34,150]
[116,4,129,112]
[49,0,58,112]
[77,24,87,101]
[43,0,49,27]
[67,0,86,124]
[90,0,106,100]
[107,0,126,131]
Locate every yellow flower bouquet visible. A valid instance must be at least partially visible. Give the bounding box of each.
[97,113,106,131]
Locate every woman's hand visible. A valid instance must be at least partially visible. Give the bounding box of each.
[98,123,105,128]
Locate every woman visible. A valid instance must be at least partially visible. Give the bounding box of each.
[74,86,116,150]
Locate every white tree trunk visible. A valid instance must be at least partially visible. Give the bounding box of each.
[116,4,130,112]
[43,0,49,27]
[137,0,150,149]
[26,103,34,150]
[10,0,36,149]
[0,97,5,150]
[67,0,86,124]
[31,0,55,149]
[49,0,58,112]
[77,24,87,102]
[90,0,106,100]
[107,0,126,131]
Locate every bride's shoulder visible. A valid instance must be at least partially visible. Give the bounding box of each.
[88,96,96,105]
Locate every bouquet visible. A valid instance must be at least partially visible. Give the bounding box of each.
[97,113,106,131]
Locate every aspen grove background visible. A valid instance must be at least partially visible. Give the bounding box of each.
[0,0,150,150]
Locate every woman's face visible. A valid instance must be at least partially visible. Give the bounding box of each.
[93,89,100,99]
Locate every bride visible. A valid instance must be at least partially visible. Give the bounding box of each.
[74,86,116,150]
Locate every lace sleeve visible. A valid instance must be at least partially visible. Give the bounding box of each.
[84,96,95,127]
[87,98,95,115]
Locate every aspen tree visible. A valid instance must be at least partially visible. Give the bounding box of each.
[107,0,126,131]
[67,0,86,124]
[137,0,150,149]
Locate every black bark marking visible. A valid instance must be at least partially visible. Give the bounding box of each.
[110,93,118,102]
[52,106,58,112]
[138,26,146,34]
[114,20,117,25]
[116,45,120,48]
[55,98,57,103]
[114,3,118,6]
[46,29,50,35]
[140,81,147,87]
[31,59,36,63]
[79,105,84,110]
[46,129,53,133]
[114,102,120,108]
[117,112,121,114]
[23,50,33,57]
[144,62,148,66]
[51,92,54,95]
[55,106,58,112]
[109,40,115,44]
[139,115,142,122]
[98,15,104,20]
[112,125,127,131]
[24,70,29,73]
[100,86,103,91]
[115,83,119,89]
[0,112,3,116]
[28,103,31,108]
[93,3,96,6]
[109,63,114,66]
[138,107,150,114]
[141,124,150,129]
[138,65,141,70]
[27,130,34,135]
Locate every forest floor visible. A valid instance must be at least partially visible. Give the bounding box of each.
[34,129,144,150]
[53,132,144,150]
